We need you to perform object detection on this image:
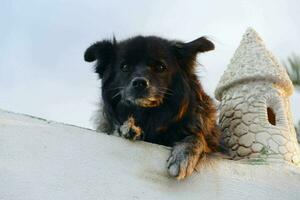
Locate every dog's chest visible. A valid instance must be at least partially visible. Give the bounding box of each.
[115,104,186,146]
[129,110,185,146]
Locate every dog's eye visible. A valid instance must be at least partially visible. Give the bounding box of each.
[120,63,130,72]
[154,64,167,73]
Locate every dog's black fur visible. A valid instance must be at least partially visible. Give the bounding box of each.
[84,35,220,179]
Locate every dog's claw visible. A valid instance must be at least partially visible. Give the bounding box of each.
[168,162,180,177]
[167,143,202,180]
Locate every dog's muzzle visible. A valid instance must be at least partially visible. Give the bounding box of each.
[124,77,162,107]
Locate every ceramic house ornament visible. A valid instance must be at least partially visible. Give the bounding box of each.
[215,28,300,164]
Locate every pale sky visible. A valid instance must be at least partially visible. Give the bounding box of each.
[1,0,300,128]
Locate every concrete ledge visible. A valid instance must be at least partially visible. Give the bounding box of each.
[1,109,300,200]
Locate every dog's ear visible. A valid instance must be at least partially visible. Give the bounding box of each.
[84,39,116,78]
[172,37,214,69]
[184,36,214,53]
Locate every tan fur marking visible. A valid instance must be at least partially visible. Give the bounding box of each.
[127,116,142,138]
[175,100,189,121]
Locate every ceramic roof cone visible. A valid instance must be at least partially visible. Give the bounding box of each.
[215,27,293,100]
[215,28,300,164]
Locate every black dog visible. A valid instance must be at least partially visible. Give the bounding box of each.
[84,35,220,179]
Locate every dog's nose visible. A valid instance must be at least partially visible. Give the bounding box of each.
[131,77,149,90]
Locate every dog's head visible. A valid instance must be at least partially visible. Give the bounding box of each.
[84,36,214,108]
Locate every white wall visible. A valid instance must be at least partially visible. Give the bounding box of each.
[1,109,300,200]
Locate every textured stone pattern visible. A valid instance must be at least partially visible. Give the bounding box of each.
[215,28,293,100]
[219,82,300,164]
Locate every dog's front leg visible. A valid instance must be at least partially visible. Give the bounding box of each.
[118,116,143,141]
[167,134,209,180]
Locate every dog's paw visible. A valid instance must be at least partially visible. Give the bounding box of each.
[118,117,142,141]
[167,143,203,180]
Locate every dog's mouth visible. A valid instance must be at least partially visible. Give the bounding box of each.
[134,97,163,108]
[123,85,165,108]
[125,95,163,108]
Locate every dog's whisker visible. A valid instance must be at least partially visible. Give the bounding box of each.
[159,92,173,96]
[157,88,174,94]
[158,87,174,93]
[157,90,173,96]
[111,91,122,99]
[158,90,172,94]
